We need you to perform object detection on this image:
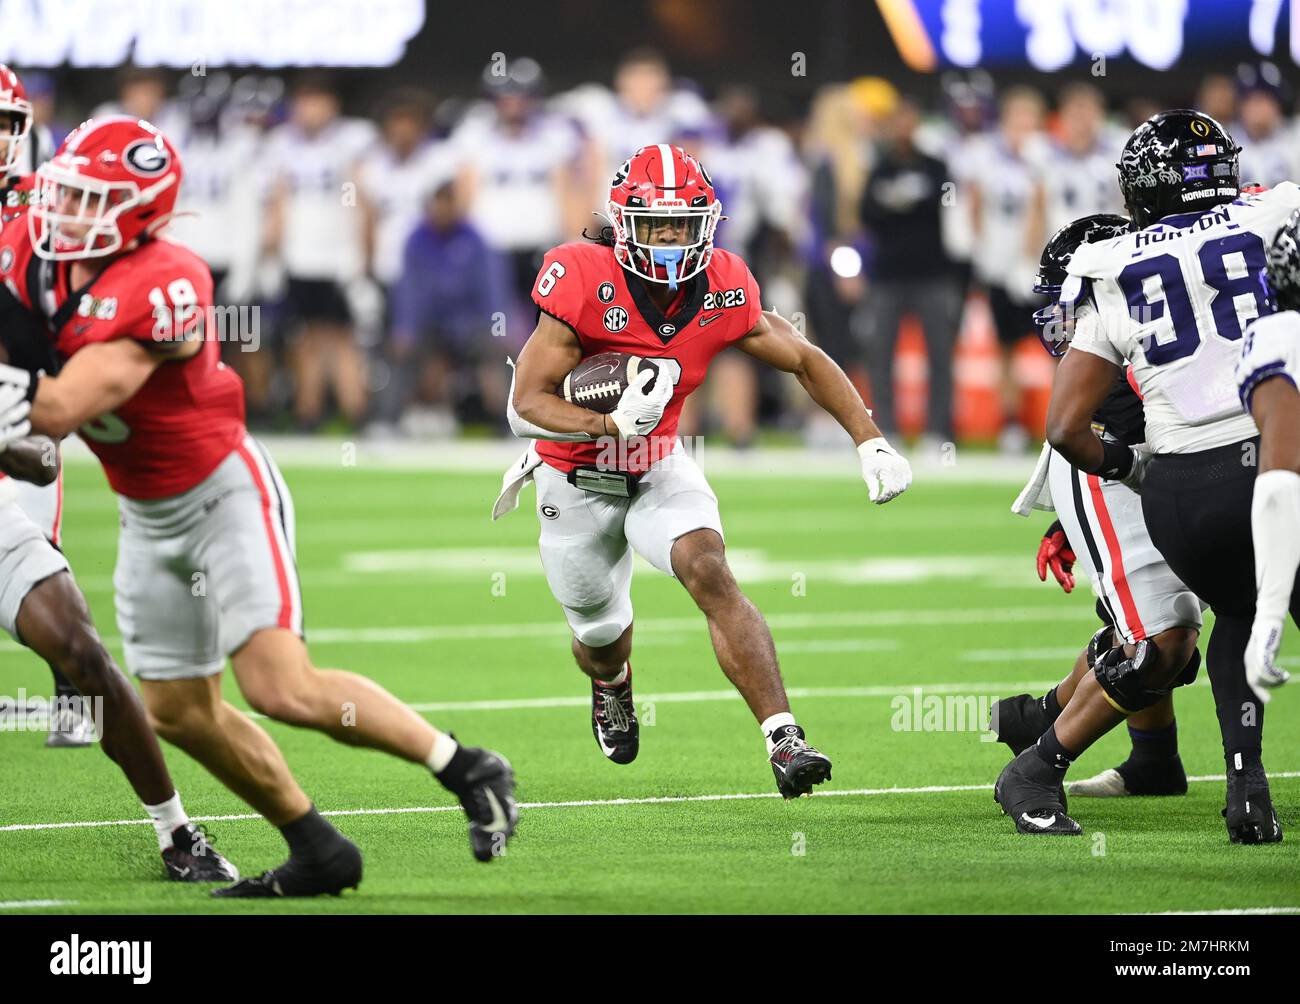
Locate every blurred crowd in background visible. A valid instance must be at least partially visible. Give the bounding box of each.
[11,53,1300,450]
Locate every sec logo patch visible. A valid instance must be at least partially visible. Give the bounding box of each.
[604,306,628,332]
[0,247,12,273]
[597,281,615,303]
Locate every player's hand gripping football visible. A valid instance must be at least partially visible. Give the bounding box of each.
[607,366,672,439]
[1036,519,1076,593]
[0,366,32,454]
[857,438,912,504]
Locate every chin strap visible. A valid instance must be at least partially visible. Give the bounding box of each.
[651,248,683,290]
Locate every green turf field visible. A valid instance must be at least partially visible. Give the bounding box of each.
[2,449,1298,914]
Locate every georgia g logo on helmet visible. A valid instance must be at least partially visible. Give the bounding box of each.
[123,140,171,178]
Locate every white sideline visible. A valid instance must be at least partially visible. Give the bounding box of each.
[3,772,1298,835]
[0,900,79,909]
[1135,907,1300,916]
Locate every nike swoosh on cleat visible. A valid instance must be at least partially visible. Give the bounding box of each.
[1020,812,1058,829]
[597,730,618,757]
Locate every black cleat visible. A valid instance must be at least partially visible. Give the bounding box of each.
[1224,763,1283,845]
[769,724,832,799]
[591,668,638,765]
[1069,755,1188,797]
[994,749,1082,835]
[988,693,1052,756]
[162,823,240,883]
[450,748,519,862]
[212,836,362,898]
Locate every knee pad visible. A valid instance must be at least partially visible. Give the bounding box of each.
[1087,623,1117,670]
[1094,638,1168,715]
[1173,647,1201,688]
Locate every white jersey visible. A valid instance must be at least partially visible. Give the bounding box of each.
[963,132,1048,295]
[357,140,457,285]
[167,123,262,276]
[1039,135,1125,235]
[1237,309,1300,410]
[1069,183,1300,453]
[261,118,377,280]
[700,126,807,252]
[1236,122,1300,189]
[450,108,582,252]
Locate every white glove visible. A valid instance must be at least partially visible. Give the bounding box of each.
[608,366,672,439]
[858,437,912,504]
[0,379,32,454]
[1245,617,1290,705]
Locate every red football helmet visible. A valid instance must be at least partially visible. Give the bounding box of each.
[29,115,182,261]
[607,144,722,289]
[0,64,32,178]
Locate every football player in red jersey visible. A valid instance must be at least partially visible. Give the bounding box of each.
[0,68,236,881]
[0,116,518,896]
[499,145,913,796]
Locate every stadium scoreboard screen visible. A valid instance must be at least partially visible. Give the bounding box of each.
[878,0,1298,71]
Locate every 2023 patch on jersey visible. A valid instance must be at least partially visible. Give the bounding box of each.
[531,241,761,474]
[1067,182,1300,454]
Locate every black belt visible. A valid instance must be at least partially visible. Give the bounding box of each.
[1148,437,1260,484]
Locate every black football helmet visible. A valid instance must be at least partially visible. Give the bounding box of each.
[1032,212,1132,356]
[1265,208,1300,312]
[1117,109,1241,229]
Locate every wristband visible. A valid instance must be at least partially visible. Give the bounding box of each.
[1095,438,1133,481]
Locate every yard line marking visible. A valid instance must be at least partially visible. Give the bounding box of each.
[399,680,1058,714]
[962,647,1090,662]
[0,605,1100,654]
[1133,907,1300,916]
[0,900,79,909]
[4,772,1297,834]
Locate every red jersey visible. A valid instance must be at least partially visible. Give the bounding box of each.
[531,241,761,474]
[0,221,246,500]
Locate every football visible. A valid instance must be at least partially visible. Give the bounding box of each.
[561,351,659,414]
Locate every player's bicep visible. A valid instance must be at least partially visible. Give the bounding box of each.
[736,310,809,373]
[34,339,161,436]
[514,311,583,401]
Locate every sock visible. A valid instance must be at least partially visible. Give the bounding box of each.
[50,665,79,698]
[1226,748,1263,776]
[426,731,458,774]
[761,712,797,753]
[1034,725,1077,771]
[435,744,476,791]
[1126,721,1178,764]
[594,664,628,688]
[144,791,188,852]
[280,805,341,860]
[1206,614,1263,757]
[1041,686,1062,722]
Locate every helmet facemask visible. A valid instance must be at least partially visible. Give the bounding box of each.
[29,162,174,261]
[610,200,721,290]
[0,104,31,177]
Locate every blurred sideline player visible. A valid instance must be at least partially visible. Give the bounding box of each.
[0,116,517,896]
[496,145,912,796]
[1235,210,1300,701]
[0,67,234,881]
[261,74,372,430]
[997,213,1203,804]
[1002,110,1296,843]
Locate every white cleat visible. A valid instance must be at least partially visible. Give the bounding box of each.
[45,705,98,748]
[1067,768,1130,797]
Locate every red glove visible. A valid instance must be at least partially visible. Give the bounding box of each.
[1037,520,1076,593]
